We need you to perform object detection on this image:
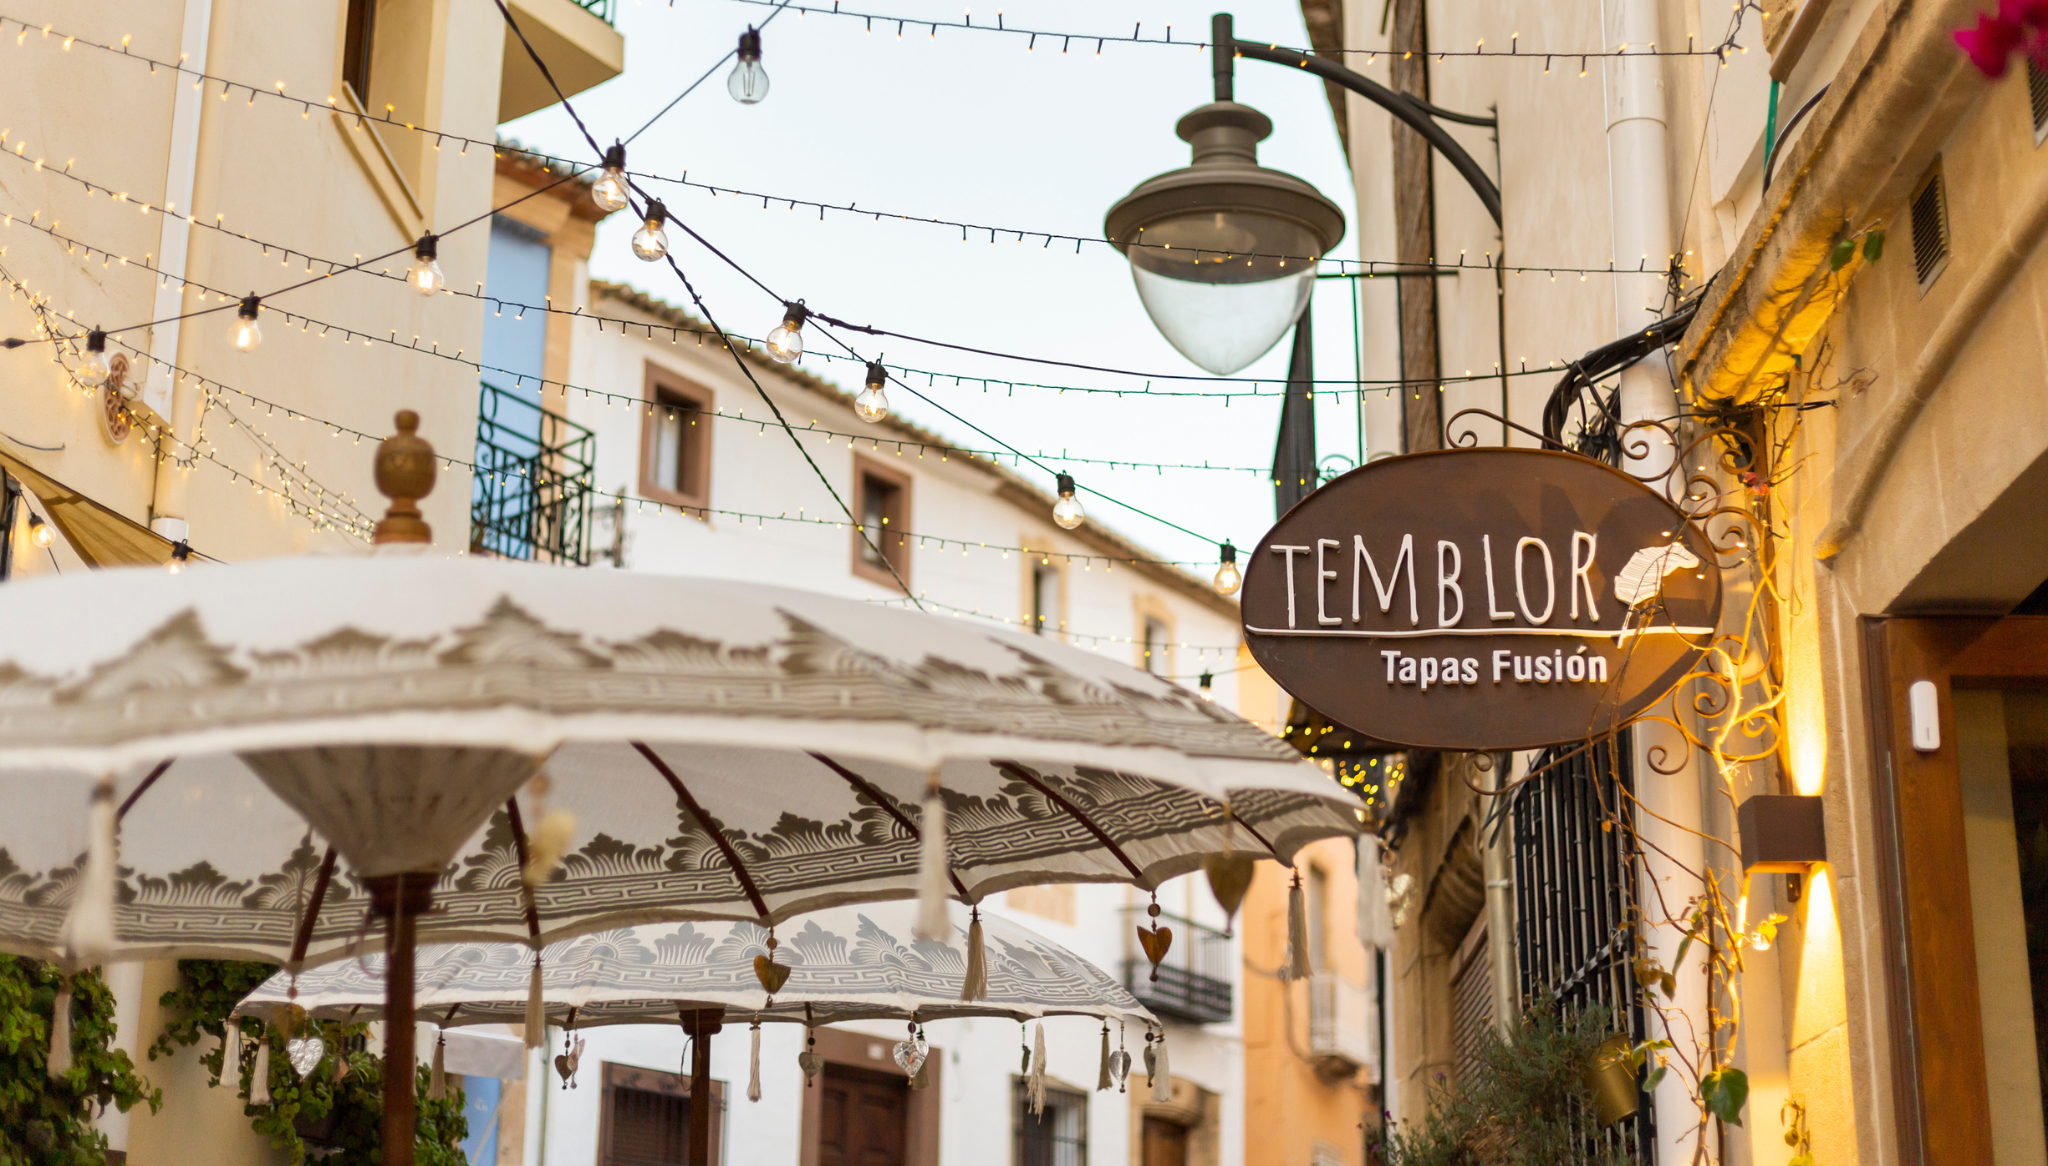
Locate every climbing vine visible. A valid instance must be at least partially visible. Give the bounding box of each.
[0,956,160,1166]
[151,960,467,1165]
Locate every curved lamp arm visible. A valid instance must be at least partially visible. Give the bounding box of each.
[1214,13,1503,228]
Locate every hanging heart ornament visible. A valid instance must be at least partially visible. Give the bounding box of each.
[1203,854,1256,934]
[753,955,792,995]
[891,1035,928,1078]
[797,1049,822,1084]
[1108,1049,1132,1091]
[1136,925,1174,981]
[285,1034,325,1078]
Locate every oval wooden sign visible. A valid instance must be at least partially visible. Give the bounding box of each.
[1241,448,1721,752]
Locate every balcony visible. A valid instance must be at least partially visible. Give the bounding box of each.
[470,381,596,565]
[1122,909,1233,1025]
[1308,972,1377,1081]
[499,0,626,123]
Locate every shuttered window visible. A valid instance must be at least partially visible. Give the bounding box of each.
[1910,161,1950,290]
[2030,59,2048,141]
[607,1087,688,1166]
[1449,915,1493,1085]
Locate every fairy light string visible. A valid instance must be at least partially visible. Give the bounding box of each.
[0,16,1684,282]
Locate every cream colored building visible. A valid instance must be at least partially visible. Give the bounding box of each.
[1306,0,2048,1161]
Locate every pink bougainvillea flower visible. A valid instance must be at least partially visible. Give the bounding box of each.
[1957,11,2025,76]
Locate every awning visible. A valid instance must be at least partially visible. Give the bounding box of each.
[0,448,177,568]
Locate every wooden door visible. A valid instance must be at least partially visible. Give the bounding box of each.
[1141,1117,1188,1166]
[817,1064,908,1166]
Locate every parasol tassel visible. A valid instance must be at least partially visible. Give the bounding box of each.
[524,957,545,1050]
[910,1051,932,1091]
[1282,871,1311,982]
[222,1018,242,1085]
[960,909,987,1001]
[250,1039,272,1105]
[61,778,119,968]
[1028,1023,1047,1115]
[1096,1024,1111,1092]
[428,1033,447,1100]
[747,1022,762,1103]
[913,779,949,942]
[46,981,72,1078]
[1150,1030,1172,1103]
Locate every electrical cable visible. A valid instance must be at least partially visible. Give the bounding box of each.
[0,16,1676,282]
[697,0,1755,60]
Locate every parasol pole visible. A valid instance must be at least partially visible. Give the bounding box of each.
[369,872,432,1166]
[365,412,439,1166]
[681,1007,724,1166]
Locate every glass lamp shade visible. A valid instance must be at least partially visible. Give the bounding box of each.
[1106,101,1344,376]
[1128,210,1321,375]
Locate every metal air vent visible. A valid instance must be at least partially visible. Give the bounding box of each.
[1910,161,1950,290]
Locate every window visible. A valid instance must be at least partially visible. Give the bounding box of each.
[1910,160,1950,290]
[599,1062,723,1166]
[638,367,712,511]
[1030,561,1061,635]
[2031,58,2048,142]
[820,1064,909,1166]
[341,0,375,101]
[1143,616,1170,675]
[851,457,912,588]
[1449,914,1492,1087]
[1014,1080,1087,1166]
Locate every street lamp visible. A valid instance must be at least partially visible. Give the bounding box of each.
[1106,14,1503,379]
[1104,50,1344,375]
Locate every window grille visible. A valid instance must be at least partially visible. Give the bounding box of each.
[1909,161,1950,289]
[1509,735,1656,1161]
[1015,1080,1088,1166]
[1449,916,1492,1085]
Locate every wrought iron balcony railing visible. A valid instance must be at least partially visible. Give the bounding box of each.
[470,381,596,566]
[1122,908,1233,1025]
[571,0,616,24]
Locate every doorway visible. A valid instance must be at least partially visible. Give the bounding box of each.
[1142,1116,1189,1166]
[1865,616,2048,1164]
[817,1064,908,1166]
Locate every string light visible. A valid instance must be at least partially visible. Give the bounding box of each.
[1052,472,1084,530]
[1212,542,1241,596]
[1198,671,1215,701]
[26,512,52,547]
[233,294,262,351]
[855,358,889,423]
[631,200,671,262]
[765,301,807,363]
[728,26,769,104]
[407,233,445,296]
[167,539,191,573]
[591,141,629,213]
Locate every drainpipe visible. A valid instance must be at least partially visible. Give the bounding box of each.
[144,0,213,545]
[1600,2,1707,1160]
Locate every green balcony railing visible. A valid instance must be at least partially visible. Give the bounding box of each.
[470,381,597,566]
[571,0,615,24]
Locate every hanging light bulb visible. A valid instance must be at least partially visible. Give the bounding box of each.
[233,295,263,352]
[1052,473,1084,530]
[765,302,807,363]
[855,359,890,423]
[1212,542,1242,596]
[77,328,111,388]
[26,513,52,548]
[591,142,629,214]
[167,540,191,574]
[728,27,769,104]
[632,200,670,262]
[408,233,445,296]
[1198,671,1215,701]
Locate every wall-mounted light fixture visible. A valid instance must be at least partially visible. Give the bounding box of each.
[1738,794,1826,900]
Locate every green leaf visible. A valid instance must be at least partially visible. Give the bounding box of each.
[1789,1156,1814,1166]
[1700,1067,1749,1127]
[1830,238,1857,270]
[1644,1063,1668,1091]
[1660,970,1677,999]
[1674,933,1694,970]
[1863,230,1885,263]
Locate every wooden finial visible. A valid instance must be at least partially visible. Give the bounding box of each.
[373,410,436,545]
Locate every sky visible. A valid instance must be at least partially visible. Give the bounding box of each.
[504,0,1366,573]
